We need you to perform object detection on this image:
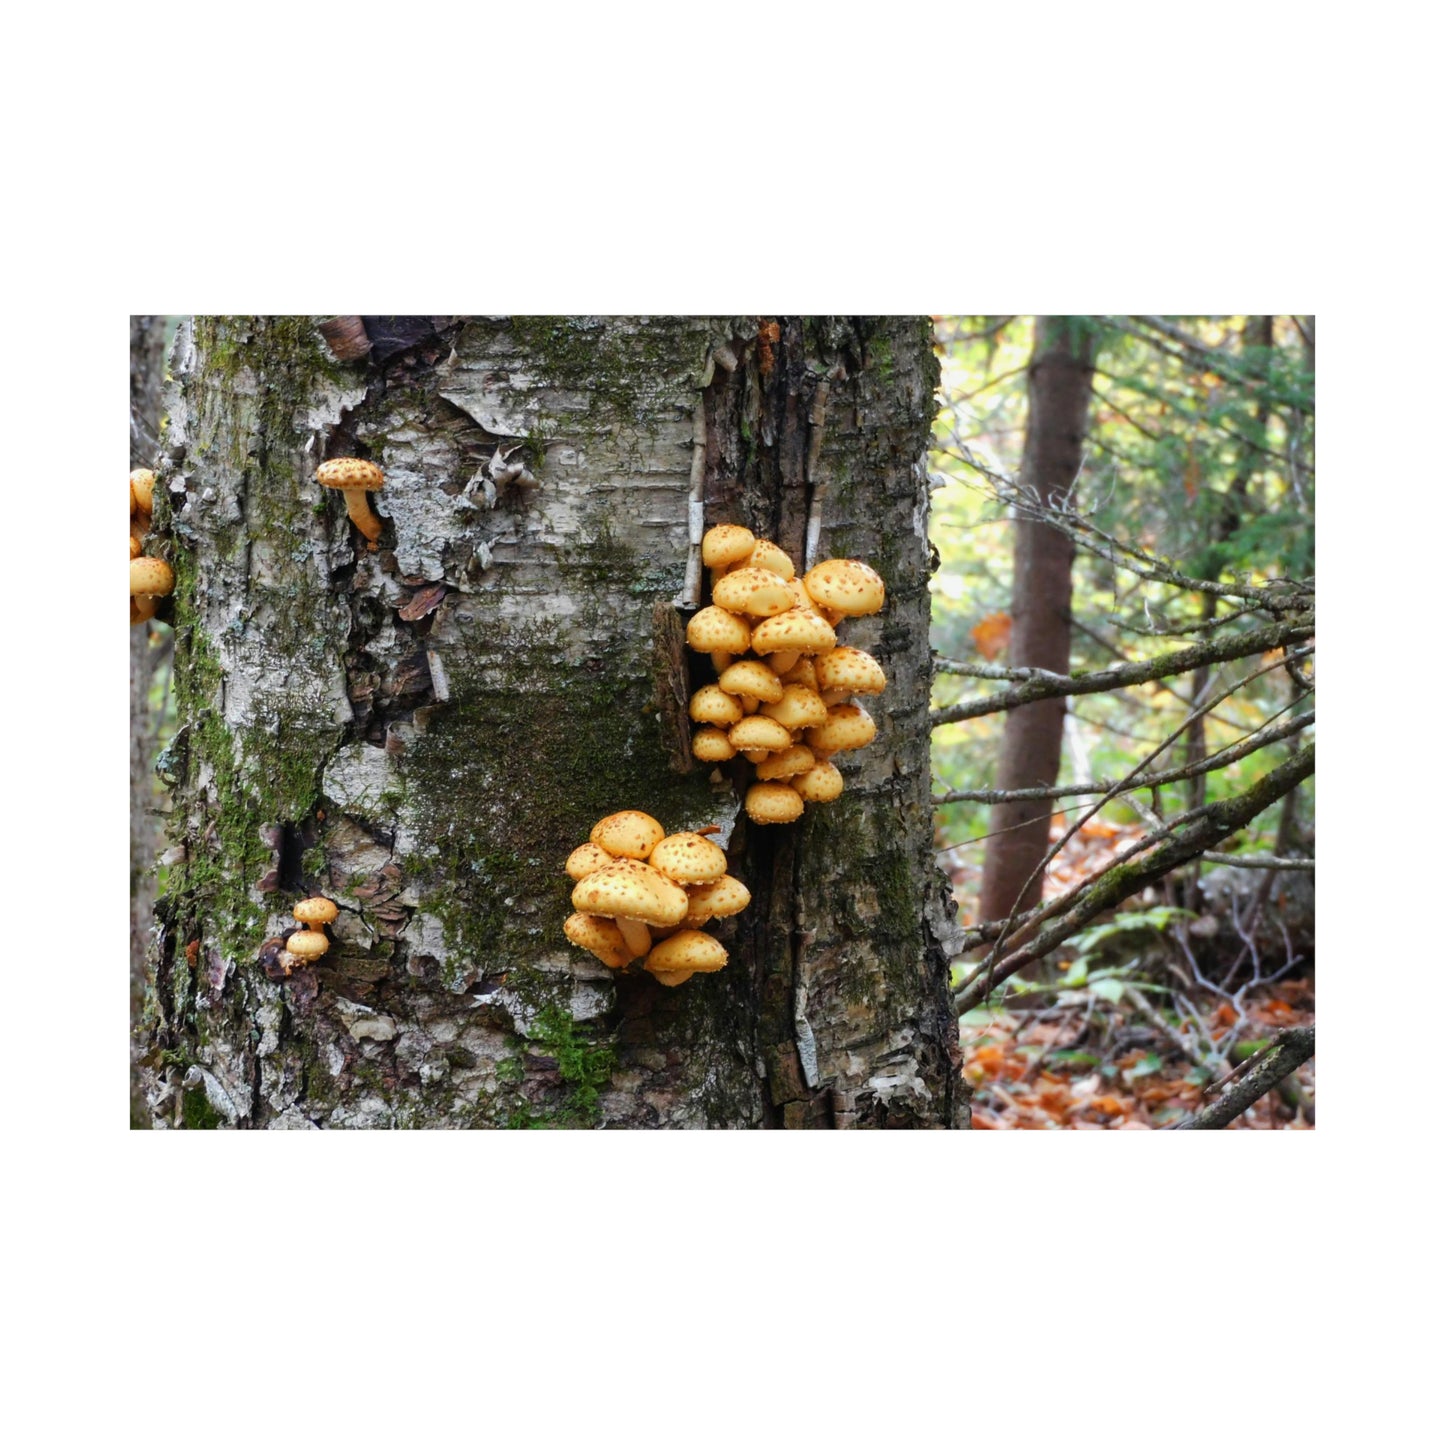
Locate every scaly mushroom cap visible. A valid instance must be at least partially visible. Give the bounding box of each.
[690,726,737,763]
[684,874,752,926]
[711,566,797,618]
[745,782,806,824]
[644,929,729,977]
[746,539,796,580]
[805,703,877,754]
[802,558,886,616]
[572,858,689,929]
[590,811,666,860]
[792,760,845,803]
[686,605,754,655]
[784,577,827,616]
[293,897,339,928]
[565,842,615,880]
[130,469,156,515]
[761,684,830,732]
[717,659,784,704]
[315,458,385,493]
[814,646,888,696]
[689,684,745,727]
[776,656,820,692]
[750,609,837,658]
[564,912,632,970]
[755,744,816,781]
[130,557,175,598]
[649,831,728,885]
[285,930,330,962]
[701,524,756,570]
[728,716,793,753]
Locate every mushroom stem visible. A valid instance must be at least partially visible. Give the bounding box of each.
[767,650,801,675]
[651,969,695,987]
[343,489,383,543]
[615,917,653,959]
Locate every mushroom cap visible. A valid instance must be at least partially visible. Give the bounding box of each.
[750,608,838,657]
[589,810,667,860]
[803,558,886,616]
[572,858,689,928]
[755,744,816,781]
[285,929,330,962]
[776,656,820,692]
[684,874,752,926]
[130,536,142,559]
[130,468,156,514]
[690,726,737,762]
[792,760,845,803]
[711,567,797,618]
[130,557,175,597]
[565,841,615,880]
[644,929,729,976]
[293,897,339,927]
[717,659,784,703]
[316,458,385,492]
[746,539,796,580]
[761,684,830,732]
[686,605,754,655]
[701,524,756,570]
[814,646,888,696]
[649,831,728,884]
[805,703,877,754]
[728,716,793,753]
[689,684,745,727]
[564,912,632,969]
[745,782,806,824]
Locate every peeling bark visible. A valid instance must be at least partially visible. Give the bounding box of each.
[139,315,964,1129]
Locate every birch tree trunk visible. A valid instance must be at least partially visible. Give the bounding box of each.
[138,315,966,1129]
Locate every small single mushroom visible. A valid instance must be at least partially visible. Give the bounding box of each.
[701,524,756,591]
[761,684,830,732]
[792,760,845,803]
[293,897,339,930]
[755,744,816,781]
[649,832,729,885]
[284,929,330,967]
[689,684,745,728]
[643,928,729,987]
[690,726,737,763]
[683,875,752,927]
[316,458,386,543]
[129,535,142,559]
[804,703,877,755]
[717,659,784,704]
[130,468,156,518]
[745,539,796,580]
[745,782,805,825]
[814,646,888,697]
[728,715,793,753]
[590,810,666,860]
[802,558,887,617]
[712,566,797,618]
[130,556,174,625]
[564,912,632,970]
[565,841,615,880]
[685,605,754,656]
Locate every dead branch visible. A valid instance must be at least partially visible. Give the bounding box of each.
[1171,1026,1315,1130]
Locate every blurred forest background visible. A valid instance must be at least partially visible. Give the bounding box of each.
[928,315,1314,1128]
[131,315,1315,1129]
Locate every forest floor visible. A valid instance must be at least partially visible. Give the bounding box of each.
[949,818,1316,1131]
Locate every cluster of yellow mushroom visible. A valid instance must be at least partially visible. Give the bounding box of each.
[129,469,174,624]
[562,811,751,986]
[686,525,887,824]
[274,897,339,977]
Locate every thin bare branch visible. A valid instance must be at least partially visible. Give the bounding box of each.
[1171,1026,1315,1129]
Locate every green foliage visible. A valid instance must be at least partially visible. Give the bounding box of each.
[504,1006,616,1130]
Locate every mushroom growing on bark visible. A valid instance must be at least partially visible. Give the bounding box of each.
[316,458,386,543]
[130,556,174,624]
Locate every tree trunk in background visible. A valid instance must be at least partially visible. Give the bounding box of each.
[137,315,966,1129]
[979,317,1095,926]
[130,314,169,1127]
